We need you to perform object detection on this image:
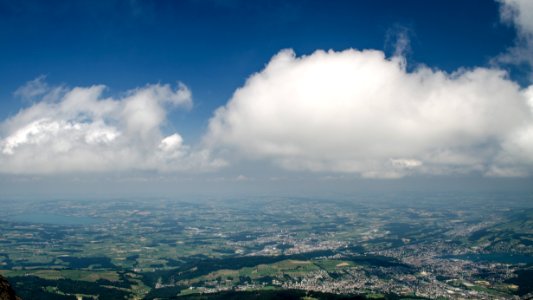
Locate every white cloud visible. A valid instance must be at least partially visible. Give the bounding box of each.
[499,0,533,35]
[0,81,224,174]
[206,48,533,178]
[496,0,533,78]
[13,75,53,101]
[13,76,47,99]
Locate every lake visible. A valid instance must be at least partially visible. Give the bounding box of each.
[442,253,533,264]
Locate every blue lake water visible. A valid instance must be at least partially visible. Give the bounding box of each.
[442,253,533,264]
[8,213,100,225]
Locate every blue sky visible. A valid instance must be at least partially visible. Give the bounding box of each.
[1,0,533,196]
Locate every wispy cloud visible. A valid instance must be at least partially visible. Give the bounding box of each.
[495,0,533,81]
[13,75,50,100]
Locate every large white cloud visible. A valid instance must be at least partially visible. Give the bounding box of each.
[206,49,533,178]
[0,80,225,174]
